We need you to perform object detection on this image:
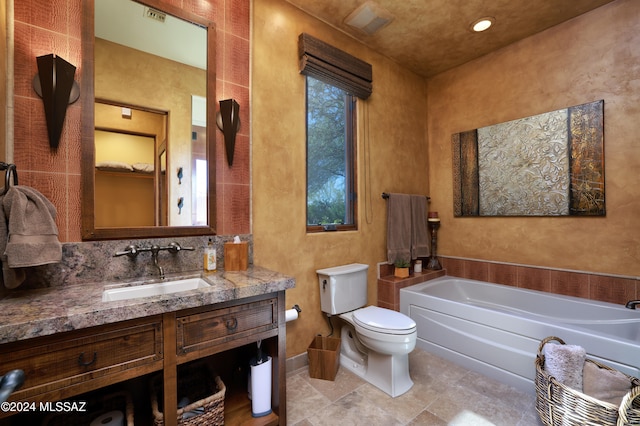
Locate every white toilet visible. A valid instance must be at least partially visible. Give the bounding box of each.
[316,263,417,397]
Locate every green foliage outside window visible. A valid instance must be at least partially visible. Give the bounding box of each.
[306,77,355,228]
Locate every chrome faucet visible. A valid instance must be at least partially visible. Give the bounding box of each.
[149,245,164,278]
[114,242,195,279]
[114,245,139,258]
[625,300,640,309]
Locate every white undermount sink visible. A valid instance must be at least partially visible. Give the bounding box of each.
[102,277,210,302]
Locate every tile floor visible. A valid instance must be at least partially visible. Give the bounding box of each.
[286,348,544,425]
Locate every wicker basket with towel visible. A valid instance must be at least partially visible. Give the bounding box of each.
[536,336,640,425]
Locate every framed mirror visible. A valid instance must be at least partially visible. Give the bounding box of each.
[81,0,216,240]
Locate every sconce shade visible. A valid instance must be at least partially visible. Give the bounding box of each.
[34,54,79,149]
[219,99,240,166]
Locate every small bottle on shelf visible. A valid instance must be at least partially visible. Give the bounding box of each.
[204,238,217,271]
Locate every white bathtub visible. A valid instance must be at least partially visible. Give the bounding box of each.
[400,276,640,395]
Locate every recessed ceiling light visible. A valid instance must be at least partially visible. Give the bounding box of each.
[471,17,495,32]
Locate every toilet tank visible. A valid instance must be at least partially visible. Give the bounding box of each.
[316,263,369,315]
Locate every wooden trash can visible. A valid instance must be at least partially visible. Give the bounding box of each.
[307,336,341,381]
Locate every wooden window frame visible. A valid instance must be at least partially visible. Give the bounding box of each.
[305,80,358,233]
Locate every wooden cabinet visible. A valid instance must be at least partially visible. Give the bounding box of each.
[177,297,278,362]
[164,293,286,426]
[0,315,163,407]
[0,292,286,426]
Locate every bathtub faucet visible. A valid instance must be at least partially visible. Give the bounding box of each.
[625,300,640,309]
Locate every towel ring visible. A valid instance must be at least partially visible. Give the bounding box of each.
[0,163,18,196]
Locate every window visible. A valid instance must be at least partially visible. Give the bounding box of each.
[306,76,357,232]
[298,33,371,232]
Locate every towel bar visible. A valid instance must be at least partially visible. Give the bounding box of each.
[381,192,430,200]
[0,162,18,196]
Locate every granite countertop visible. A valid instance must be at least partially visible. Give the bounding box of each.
[0,266,295,345]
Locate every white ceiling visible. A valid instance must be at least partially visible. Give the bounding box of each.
[95,0,206,70]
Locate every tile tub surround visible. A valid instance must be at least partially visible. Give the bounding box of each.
[0,264,294,345]
[377,262,445,311]
[439,256,639,306]
[0,235,253,293]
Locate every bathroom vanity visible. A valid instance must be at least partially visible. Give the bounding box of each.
[0,266,294,425]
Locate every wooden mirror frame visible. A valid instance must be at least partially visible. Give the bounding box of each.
[81,0,216,240]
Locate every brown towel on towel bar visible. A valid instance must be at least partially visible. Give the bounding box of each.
[387,193,412,264]
[410,194,430,259]
[0,186,62,289]
[387,193,430,263]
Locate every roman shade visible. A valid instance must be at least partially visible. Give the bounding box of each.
[298,33,372,100]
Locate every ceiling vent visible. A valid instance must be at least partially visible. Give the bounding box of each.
[344,1,394,36]
[144,7,166,23]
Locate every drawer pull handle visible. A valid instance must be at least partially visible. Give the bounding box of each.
[225,318,238,331]
[78,352,97,367]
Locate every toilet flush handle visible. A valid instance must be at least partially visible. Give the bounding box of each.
[323,279,327,290]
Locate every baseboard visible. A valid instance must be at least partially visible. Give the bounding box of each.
[286,352,309,373]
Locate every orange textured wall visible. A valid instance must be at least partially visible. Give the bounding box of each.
[12,0,250,241]
[0,0,6,162]
[427,0,640,278]
[252,0,429,357]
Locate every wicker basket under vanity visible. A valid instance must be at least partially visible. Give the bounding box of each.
[150,363,225,426]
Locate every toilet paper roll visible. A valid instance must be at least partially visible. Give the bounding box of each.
[90,410,124,426]
[285,308,298,322]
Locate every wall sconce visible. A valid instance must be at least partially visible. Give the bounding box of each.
[216,99,240,166]
[32,54,80,149]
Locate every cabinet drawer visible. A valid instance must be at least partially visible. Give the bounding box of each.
[0,316,163,401]
[177,298,277,356]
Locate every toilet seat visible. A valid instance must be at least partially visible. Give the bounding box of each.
[353,306,416,335]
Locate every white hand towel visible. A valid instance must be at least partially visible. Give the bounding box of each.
[543,342,586,391]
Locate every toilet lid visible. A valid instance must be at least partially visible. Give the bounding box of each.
[353,306,416,334]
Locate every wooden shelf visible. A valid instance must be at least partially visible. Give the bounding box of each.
[225,386,279,426]
[96,169,154,179]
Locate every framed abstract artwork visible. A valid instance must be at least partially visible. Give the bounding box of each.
[452,100,605,217]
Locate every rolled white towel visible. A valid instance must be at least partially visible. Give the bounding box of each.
[132,162,154,173]
[96,161,133,172]
[544,342,586,391]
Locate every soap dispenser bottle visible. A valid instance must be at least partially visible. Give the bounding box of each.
[204,238,216,271]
